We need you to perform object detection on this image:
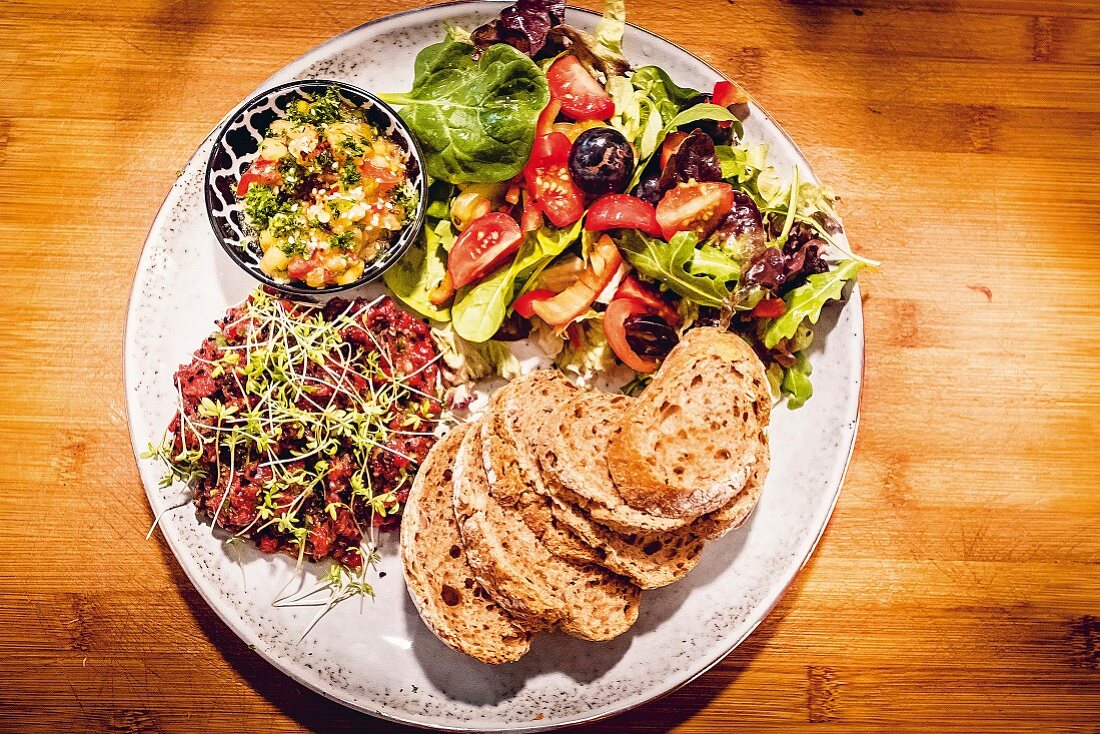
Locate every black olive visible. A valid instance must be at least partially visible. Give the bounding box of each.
[632,173,664,207]
[623,314,679,359]
[568,127,634,196]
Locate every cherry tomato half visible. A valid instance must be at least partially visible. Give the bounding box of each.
[523,132,585,228]
[236,158,281,196]
[604,298,660,373]
[447,211,524,289]
[655,181,734,241]
[585,194,663,238]
[546,55,616,122]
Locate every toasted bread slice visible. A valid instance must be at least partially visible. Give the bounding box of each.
[400,423,533,664]
[453,423,640,640]
[608,327,771,519]
[536,391,697,534]
[692,435,769,540]
[546,487,707,589]
[480,372,597,565]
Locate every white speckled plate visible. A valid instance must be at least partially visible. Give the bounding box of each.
[125,3,864,731]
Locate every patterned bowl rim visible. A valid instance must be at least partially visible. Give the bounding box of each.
[202,78,428,297]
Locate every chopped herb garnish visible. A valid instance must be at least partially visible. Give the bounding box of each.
[243,185,280,230]
[340,162,362,188]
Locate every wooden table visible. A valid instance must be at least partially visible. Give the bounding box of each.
[2,0,1098,730]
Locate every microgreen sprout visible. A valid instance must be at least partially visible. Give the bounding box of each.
[146,288,448,639]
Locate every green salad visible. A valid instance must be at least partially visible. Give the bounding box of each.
[380,0,876,408]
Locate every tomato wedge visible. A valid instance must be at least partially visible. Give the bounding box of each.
[447,211,524,289]
[660,131,688,171]
[512,289,556,318]
[655,181,734,241]
[585,194,662,238]
[546,55,615,121]
[712,80,750,107]
[604,299,660,373]
[236,158,281,196]
[531,235,622,327]
[523,132,584,228]
[614,276,679,325]
[360,160,403,195]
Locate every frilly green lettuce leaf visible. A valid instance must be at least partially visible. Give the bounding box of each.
[762,259,863,349]
[781,351,814,409]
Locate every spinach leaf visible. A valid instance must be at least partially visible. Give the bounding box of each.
[452,220,582,342]
[762,259,863,348]
[615,230,739,308]
[380,39,549,184]
[383,219,454,321]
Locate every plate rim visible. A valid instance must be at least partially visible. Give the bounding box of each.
[123,3,865,730]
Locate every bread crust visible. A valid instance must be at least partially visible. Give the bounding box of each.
[400,423,533,664]
[453,413,640,641]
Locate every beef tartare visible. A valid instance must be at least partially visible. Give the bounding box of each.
[147,288,445,570]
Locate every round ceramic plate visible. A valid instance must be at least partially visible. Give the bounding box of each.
[125,3,863,731]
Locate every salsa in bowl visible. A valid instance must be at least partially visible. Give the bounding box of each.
[205,80,427,295]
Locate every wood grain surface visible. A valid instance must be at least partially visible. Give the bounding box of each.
[1,0,1098,730]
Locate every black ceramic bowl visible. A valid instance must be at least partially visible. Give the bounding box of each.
[204,79,427,296]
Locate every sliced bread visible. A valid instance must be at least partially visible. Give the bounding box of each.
[535,392,699,534]
[608,328,771,519]
[453,422,640,640]
[480,372,597,565]
[400,423,533,664]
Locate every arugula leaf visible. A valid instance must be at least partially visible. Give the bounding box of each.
[616,230,739,308]
[762,259,864,348]
[380,39,549,183]
[383,219,454,321]
[451,220,582,341]
[781,351,814,409]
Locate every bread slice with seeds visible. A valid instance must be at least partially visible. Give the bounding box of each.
[400,423,533,664]
[479,372,597,565]
[608,327,771,519]
[453,420,640,640]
